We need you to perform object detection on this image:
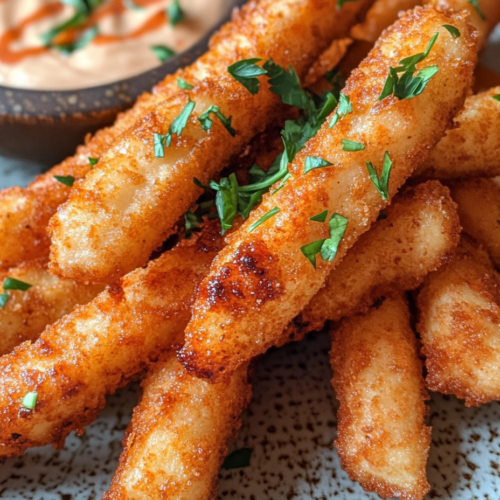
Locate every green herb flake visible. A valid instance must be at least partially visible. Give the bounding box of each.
[0,293,9,308]
[22,392,37,410]
[493,94,500,102]
[379,33,439,101]
[301,239,326,269]
[153,98,196,157]
[88,157,98,169]
[228,58,267,95]
[222,448,253,470]
[54,175,75,187]
[3,277,33,291]
[214,173,239,234]
[337,0,359,9]
[341,139,365,152]
[263,59,309,110]
[249,207,279,232]
[151,45,176,62]
[329,93,352,128]
[177,77,194,90]
[309,210,328,223]
[366,151,393,201]
[442,25,460,38]
[304,156,333,174]
[167,0,183,26]
[468,0,486,20]
[321,214,348,262]
[198,106,236,136]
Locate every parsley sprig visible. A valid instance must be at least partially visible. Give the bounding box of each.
[0,277,33,308]
[167,0,184,26]
[199,106,236,136]
[301,213,348,268]
[227,58,267,95]
[366,152,393,200]
[154,98,195,157]
[379,33,439,101]
[468,0,486,20]
[152,45,176,62]
[493,94,500,102]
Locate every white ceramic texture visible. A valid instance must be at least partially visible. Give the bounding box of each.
[0,23,499,500]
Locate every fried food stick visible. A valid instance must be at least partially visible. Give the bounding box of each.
[0,225,224,459]
[0,260,102,357]
[103,356,251,500]
[414,87,500,180]
[450,178,500,268]
[0,180,457,457]
[179,7,478,382]
[426,0,500,46]
[49,0,373,285]
[282,181,460,343]
[0,0,370,272]
[416,237,500,406]
[331,295,431,500]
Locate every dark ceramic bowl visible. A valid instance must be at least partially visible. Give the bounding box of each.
[0,0,246,169]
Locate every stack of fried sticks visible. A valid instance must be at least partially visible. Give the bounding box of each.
[1,0,500,498]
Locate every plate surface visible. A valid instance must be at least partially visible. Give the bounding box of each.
[0,22,499,500]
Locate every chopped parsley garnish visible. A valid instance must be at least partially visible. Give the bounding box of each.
[54,175,75,187]
[249,207,279,232]
[329,93,352,128]
[41,1,103,52]
[321,214,348,262]
[263,59,310,110]
[153,98,195,157]
[212,174,239,234]
[493,94,500,102]
[337,0,359,9]
[177,77,194,90]
[301,213,348,268]
[222,448,253,470]
[167,0,184,26]
[88,157,98,169]
[151,45,176,63]
[468,0,486,20]
[379,33,439,101]
[324,69,345,98]
[198,106,236,136]
[366,151,393,201]
[442,25,461,38]
[341,139,365,151]
[304,156,333,174]
[184,210,202,238]
[22,392,37,410]
[228,58,267,95]
[3,277,33,291]
[0,293,9,308]
[309,210,328,223]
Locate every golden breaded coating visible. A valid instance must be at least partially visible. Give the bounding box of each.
[351,0,423,42]
[0,260,102,357]
[104,356,251,500]
[450,178,500,268]
[0,0,370,271]
[48,0,373,285]
[425,0,500,46]
[0,225,223,459]
[417,237,500,406]
[179,7,478,382]
[414,87,500,180]
[331,295,431,500]
[283,181,460,342]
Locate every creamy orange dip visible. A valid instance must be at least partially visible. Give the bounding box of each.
[0,0,225,90]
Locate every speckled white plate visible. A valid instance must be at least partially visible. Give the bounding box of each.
[0,23,499,500]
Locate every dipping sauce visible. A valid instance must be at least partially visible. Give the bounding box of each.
[0,0,225,90]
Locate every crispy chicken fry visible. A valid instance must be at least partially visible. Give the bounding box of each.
[283,181,460,342]
[450,178,500,268]
[0,260,102,357]
[179,7,478,382]
[414,87,500,180]
[103,356,251,500]
[0,224,224,459]
[331,295,431,500]
[426,0,500,46]
[416,237,500,406]
[48,0,373,285]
